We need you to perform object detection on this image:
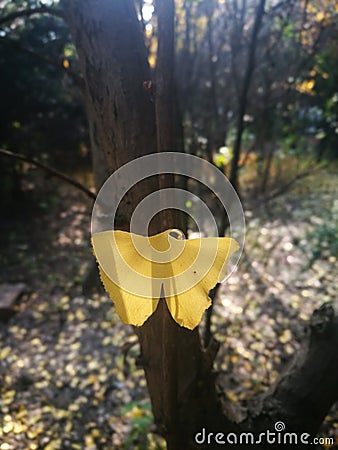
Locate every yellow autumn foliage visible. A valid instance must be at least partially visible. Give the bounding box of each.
[92,229,238,329]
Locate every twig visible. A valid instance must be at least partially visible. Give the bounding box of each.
[260,165,326,204]
[0,148,96,200]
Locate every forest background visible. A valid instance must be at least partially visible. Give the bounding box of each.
[0,0,337,449]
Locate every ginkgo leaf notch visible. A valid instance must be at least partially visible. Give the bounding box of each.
[92,229,239,330]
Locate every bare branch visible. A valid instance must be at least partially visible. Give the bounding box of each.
[0,148,96,200]
[0,37,85,90]
[261,164,327,204]
[0,6,64,27]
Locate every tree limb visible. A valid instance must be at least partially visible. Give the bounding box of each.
[259,164,327,204]
[0,148,96,200]
[200,301,338,450]
[0,6,64,27]
[244,301,338,444]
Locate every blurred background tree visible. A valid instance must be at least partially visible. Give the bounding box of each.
[1,0,337,201]
[0,0,89,205]
[174,0,338,194]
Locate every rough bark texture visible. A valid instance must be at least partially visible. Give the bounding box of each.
[136,4,230,449]
[240,301,338,448]
[85,99,109,191]
[62,0,158,226]
[61,3,227,448]
[60,1,338,448]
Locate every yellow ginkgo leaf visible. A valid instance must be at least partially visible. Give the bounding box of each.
[98,266,160,327]
[92,229,239,329]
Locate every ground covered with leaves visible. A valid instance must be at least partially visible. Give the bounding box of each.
[0,163,337,449]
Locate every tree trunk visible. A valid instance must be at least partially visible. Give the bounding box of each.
[85,99,109,191]
[60,1,338,448]
[61,1,227,447]
[62,0,158,228]
[229,0,266,193]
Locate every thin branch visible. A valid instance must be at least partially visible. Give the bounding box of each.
[0,148,96,200]
[0,37,85,90]
[259,163,328,204]
[0,6,64,27]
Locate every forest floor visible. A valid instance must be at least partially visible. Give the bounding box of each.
[0,161,337,449]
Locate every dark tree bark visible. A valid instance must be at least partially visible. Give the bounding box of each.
[61,3,227,448]
[241,301,338,448]
[137,2,229,448]
[58,1,338,448]
[61,0,158,227]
